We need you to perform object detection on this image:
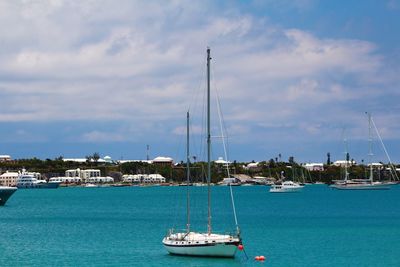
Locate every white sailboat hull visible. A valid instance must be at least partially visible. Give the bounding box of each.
[270,187,303,193]
[163,241,238,257]
[162,232,240,257]
[330,182,390,190]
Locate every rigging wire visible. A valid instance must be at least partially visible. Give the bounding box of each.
[211,56,240,232]
[370,114,399,181]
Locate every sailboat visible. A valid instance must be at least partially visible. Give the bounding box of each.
[162,48,242,257]
[330,113,390,190]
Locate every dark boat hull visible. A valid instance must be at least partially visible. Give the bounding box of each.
[0,187,17,206]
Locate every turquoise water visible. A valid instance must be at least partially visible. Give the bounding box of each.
[1,185,400,266]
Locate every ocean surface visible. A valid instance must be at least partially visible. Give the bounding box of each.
[1,184,400,267]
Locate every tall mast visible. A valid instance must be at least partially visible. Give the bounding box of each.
[207,47,212,235]
[186,111,190,233]
[344,136,349,182]
[368,112,373,182]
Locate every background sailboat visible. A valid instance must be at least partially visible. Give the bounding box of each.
[331,113,390,190]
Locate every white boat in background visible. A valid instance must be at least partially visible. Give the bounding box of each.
[16,174,60,189]
[330,179,389,190]
[163,48,242,258]
[270,181,304,193]
[84,183,98,188]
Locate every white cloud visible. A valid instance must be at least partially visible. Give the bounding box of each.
[0,0,399,151]
[81,130,125,142]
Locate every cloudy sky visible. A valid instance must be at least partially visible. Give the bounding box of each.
[1,0,400,163]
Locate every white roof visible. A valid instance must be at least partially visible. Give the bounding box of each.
[247,162,259,167]
[153,156,173,162]
[215,157,230,164]
[63,158,88,163]
[117,159,153,164]
[368,162,383,166]
[0,172,19,177]
[304,163,324,166]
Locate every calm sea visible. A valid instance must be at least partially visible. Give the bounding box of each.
[1,185,399,266]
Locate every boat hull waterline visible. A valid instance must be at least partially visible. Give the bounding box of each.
[270,187,303,193]
[162,233,240,257]
[17,181,61,189]
[330,183,390,190]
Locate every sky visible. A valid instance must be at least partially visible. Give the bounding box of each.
[0,0,400,163]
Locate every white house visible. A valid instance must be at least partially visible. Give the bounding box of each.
[65,168,101,182]
[0,155,11,162]
[333,160,356,167]
[243,162,260,171]
[304,163,324,171]
[122,174,145,183]
[215,157,230,165]
[0,171,19,186]
[122,174,166,183]
[87,176,114,183]
[63,156,113,164]
[367,163,384,169]
[152,156,174,166]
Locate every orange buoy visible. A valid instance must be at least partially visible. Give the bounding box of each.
[238,244,244,251]
[255,256,260,261]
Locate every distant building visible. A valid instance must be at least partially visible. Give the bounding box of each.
[0,169,40,186]
[65,168,101,182]
[243,162,261,171]
[333,160,356,167]
[367,163,384,169]
[117,159,152,164]
[63,156,114,164]
[0,171,19,186]
[304,163,324,171]
[103,155,112,163]
[214,157,230,165]
[117,156,173,166]
[87,176,114,183]
[152,156,174,166]
[0,155,11,162]
[122,174,166,183]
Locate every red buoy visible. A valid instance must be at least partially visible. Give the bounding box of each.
[259,255,265,261]
[238,244,244,251]
[255,256,260,261]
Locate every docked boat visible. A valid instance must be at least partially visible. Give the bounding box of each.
[162,48,242,258]
[0,186,17,206]
[16,174,60,189]
[270,181,304,193]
